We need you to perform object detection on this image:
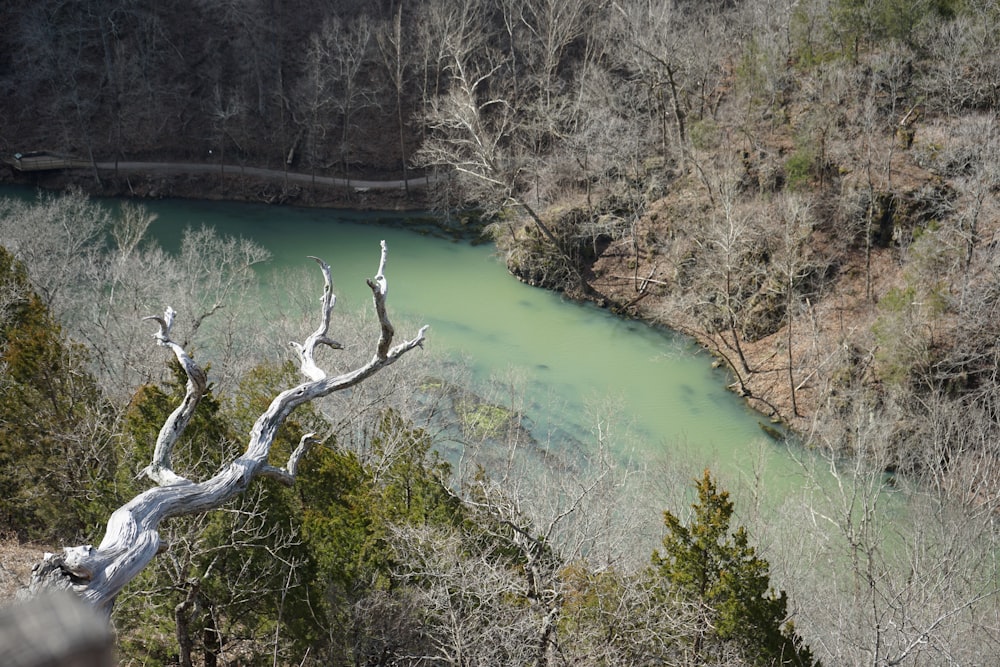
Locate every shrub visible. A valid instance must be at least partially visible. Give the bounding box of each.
[653,470,818,666]
[785,146,817,191]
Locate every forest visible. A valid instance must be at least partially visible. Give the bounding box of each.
[2,0,1000,664]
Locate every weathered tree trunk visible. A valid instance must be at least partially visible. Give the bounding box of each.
[22,242,427,614]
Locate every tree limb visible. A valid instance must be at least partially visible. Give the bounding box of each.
[258,433,321,486]
[142,307,206,487]
[23,243,427,613]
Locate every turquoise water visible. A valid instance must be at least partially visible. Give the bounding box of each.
[0,186,805,490]
[137,197,804,483]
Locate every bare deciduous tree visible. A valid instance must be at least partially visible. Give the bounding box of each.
[772,194,815,418]
[1,192,276,403]
[415,46,561,246]
[0,190,109,316]
[769,386,1000,665]
[685,162,766,394]
[297,15,375,185]
[22,242,427,614]
[377,2,412,191]
[611,0,733,166]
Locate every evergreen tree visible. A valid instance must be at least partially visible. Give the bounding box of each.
[653,470,817,666]
[0,246,115,541]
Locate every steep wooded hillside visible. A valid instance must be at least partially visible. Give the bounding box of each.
[3,2,1000,662]
[3,2,997,462]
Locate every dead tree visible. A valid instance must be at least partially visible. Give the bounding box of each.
[22,242,427,614]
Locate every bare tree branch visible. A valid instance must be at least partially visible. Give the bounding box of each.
[23,243,427,614]
[142,307,207,487]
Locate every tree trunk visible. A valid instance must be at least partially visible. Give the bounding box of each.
[175,580,199,667]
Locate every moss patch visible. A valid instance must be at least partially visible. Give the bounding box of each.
[458,401,512,440]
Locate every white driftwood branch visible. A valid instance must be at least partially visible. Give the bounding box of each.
[142,307,206,486]
[258,433,320,485]
[24,242,427,613]
[289,257,342,381]
[369,240,395,361]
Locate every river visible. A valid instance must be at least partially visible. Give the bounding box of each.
[136,197,810,489]
[4,189,993,664]
[1,185,807,496]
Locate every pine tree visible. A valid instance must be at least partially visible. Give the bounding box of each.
[653,469,817,666]
[0,246,114,541]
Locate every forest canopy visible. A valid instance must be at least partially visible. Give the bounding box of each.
[2,0,1000,663]
[0,193,817,665]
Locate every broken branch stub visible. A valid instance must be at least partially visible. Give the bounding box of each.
[22,242,427,613]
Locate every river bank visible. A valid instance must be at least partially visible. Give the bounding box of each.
[488,187,867,436]
[1,161,435,211]
[0,162,821,434]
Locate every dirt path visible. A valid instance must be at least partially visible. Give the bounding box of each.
[93,161,434,190]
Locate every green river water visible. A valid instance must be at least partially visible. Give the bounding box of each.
[137,197,808,489]
[1,185,808,496]
[6,189,990,657]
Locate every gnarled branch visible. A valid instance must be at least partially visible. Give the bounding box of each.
[142,307,206,487]
[23,242,427,613]
[258,433,321,485]
[289,256,342,381]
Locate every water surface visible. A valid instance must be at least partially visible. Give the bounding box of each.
[140,197,802,484]
[0,185,805,493]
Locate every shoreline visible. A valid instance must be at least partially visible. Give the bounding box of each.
[1,159,436,211]
[0,166,802,433]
